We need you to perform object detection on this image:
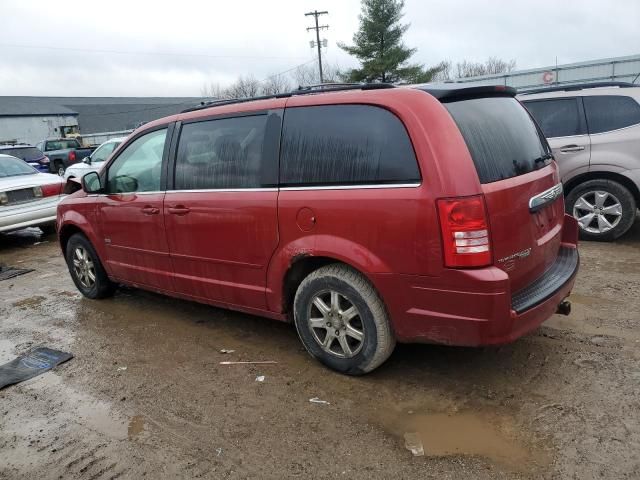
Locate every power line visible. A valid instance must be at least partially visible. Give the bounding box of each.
[305,10,329,83]
[0,42,307,61]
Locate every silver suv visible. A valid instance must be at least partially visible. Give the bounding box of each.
[519,82,640,241]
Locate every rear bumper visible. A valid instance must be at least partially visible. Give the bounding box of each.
[372,215,580,346]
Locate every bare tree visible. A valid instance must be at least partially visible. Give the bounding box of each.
[292,64,319,87]
[200,82,226,99]
[222,75,262,99]
[455,57,516,78]
[261,74,292,95]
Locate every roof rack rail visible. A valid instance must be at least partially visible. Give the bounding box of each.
[181,82,396,113]
[519,81,635,95]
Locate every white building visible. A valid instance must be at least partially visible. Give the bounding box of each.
[0,98,78,145]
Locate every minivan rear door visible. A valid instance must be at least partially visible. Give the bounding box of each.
[521,97,591,181]
[443,95,565,293]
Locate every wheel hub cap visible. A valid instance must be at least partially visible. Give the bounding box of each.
[72,246,96,289]
[573,190,622,234]
[307,290,364,358]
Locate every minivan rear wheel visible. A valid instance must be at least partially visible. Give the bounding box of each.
[293,264,395,375]
[566,179,636,241]
[65,233,115,299]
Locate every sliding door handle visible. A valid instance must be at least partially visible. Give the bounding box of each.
[168,205,190,215]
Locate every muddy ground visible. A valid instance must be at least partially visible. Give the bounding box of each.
[1,221,639,480]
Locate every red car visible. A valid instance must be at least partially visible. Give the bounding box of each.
[57,84,579,374]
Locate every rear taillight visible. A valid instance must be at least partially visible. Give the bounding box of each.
[437,195,492,268]
[68,151,76,162]
[33,183,63,198]
[40,156,50,165]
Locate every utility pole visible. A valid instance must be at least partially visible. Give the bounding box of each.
[305,10,328,83]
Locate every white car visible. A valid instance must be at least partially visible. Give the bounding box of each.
[0,154,66,234]
[63,137,125,181]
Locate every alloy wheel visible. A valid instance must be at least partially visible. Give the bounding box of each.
[573,190,622,234]
[307,290,365,358]
[72,246,96,289]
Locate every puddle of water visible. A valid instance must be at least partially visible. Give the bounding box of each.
[379,409,542,470]
[128,415,145,439]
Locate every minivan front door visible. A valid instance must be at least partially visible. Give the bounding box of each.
[164,112,282,310]
[97,127,174,292]
[522,97,591,181]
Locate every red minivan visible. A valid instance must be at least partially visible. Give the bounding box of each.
[57,84,579,374]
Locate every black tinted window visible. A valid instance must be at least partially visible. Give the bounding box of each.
[175,115,268,189]
[280,105,420,186]
[445,97,547,184]
[523,99,583,138]
[584,95,640,134]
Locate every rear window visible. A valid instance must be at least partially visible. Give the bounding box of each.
[583,95,640,134]
[444,97,547,184]
[45,139,79,150]
[523,98,584,138]
[280,105,420,186]
[0,147,43,160]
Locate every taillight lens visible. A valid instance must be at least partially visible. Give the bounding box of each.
[68,151,76,162]
[33,183,63,198]
[437,195,492,268]
[40,156,50,165]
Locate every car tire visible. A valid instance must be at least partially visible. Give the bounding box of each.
[293,264,395,375]
[566,179,637,241]
[65,233,115,299]
[40,224,57,236]
[54,161,65,177]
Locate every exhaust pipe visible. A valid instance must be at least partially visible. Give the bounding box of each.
[556,300,571,316]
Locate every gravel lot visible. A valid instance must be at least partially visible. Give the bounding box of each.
[1,220,639,479]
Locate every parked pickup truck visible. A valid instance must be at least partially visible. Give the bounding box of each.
[35,138,94,176]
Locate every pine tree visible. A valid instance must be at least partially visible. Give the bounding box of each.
[339,0,430,83]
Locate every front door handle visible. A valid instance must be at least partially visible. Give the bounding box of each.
[141,206,160,215]
[559,145,585,153]
[168,205,190,215]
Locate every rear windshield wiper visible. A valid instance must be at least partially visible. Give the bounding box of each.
[533,153,554,165]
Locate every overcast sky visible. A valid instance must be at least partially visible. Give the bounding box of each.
[0,0,638,97]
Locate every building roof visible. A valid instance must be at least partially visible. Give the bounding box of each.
[0,97,78,116]
[0,96,208,134]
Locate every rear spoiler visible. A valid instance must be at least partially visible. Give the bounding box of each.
[413,84,517,102]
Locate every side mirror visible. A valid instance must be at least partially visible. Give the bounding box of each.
[81,171,102,194]
[82,156,91,165]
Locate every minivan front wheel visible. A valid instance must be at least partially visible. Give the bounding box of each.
[293,264,395,375]
[566,179,636,241]
[65,233,115,299]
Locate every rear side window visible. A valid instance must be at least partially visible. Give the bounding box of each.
[280,105,420,186]
[583,95,640,134]
[523,98,583,138]
[175,115,268,190]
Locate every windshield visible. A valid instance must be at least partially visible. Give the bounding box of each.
[45,139,79,150]
[0,147,44,161]
[0,156,38,178]
[444,97,548,184]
